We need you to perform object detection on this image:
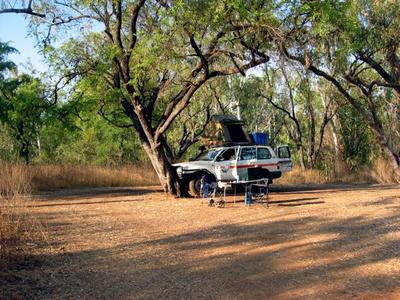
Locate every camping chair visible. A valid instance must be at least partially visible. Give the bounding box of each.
[206,182,225,208]
[250,181,269,207]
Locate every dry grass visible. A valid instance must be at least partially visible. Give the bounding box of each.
[280,159,399,185]
[1,162,157,267]
[0,197,43,264]
[279,167,328,185]
[0,162,38,266]
[1,160,396,193]
[0,163,32,197]
[30,164,158,191]
[371,159,400,183]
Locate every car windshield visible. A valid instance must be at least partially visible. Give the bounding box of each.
[196,149,220,161]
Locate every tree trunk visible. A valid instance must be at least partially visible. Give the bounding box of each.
[297,142,306,171]
[121,100,181,196]
[285,122,306,171]
[294,129,307,171]
[20,140,30,165]
[369,120,400,178]
[306,109,316,168]
[330,119,340,158]
[142,141,181,196]
[16,123,29,164]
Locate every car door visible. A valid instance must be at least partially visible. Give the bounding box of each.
[214,147,238,181]
[256,147,278,172]
[237,146,257,181]
[276,145,292,171]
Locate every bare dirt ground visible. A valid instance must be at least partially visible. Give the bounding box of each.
[2,183,400,299]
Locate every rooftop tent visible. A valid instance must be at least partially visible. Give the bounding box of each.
[201,115,252,146]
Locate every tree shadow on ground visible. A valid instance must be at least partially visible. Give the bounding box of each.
[2,191,400,299]
[32,186,163,202]
[26,198,146,208]
[271,183,398,194]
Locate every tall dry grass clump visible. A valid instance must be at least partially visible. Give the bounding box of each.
[0,163,32,197]
[280,159,399,185]
[371,159,399,183]
[280,165,376,185]
[329,159,399,184]
[0,162,37,266]
[279,166,328,185]
[31,164,158,191]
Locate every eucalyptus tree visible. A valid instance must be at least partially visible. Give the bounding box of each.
[261,62,337,170]
[1,1,275,194]
[275,0,400,176]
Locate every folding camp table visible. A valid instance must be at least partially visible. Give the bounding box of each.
[217,178,269,206]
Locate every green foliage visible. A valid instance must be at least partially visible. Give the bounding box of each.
[0,67,49,163]
[0,42,17,80]
[1,1,399,179]
[0,124,16,161]
[35,77,147,165]
[338,104,373,170]
[44,117,144,165]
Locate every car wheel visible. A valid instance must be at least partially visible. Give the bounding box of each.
[188,173,203,197]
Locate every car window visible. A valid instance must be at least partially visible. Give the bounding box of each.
[217,148,236,161]
[240,147,256,160]
[196,149,220,161]
[257,148,271,159]
[278,146,291,159]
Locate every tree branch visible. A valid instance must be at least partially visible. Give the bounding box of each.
[186,30,209,77]
[99,101,134,128]
[280,43,367,117]
[0,0,45,18]
[358,50,400,94]
[128,0,146,51]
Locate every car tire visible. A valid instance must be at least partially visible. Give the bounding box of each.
[188,173,204,197]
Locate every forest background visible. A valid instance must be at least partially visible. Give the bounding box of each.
[0,0,399,195]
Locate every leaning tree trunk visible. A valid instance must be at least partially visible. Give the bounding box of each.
[121,99,181,196]
[370,121,400,178]
[142,141,181,196]
[365,109,400,179]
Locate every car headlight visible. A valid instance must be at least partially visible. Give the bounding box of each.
[176,167,183,175]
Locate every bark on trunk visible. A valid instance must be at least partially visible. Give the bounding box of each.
[20,141,30,165]
[330,120,340,158]
[367,113,400,178]
[121,99,181,196]
[297,143,306,171]
[371,125,400,177]
[16,123,30,164]
[142,142,181,196]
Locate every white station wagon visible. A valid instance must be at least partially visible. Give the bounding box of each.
[174,144,292,196]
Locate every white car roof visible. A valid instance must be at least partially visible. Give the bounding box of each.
[209,145,271,151]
